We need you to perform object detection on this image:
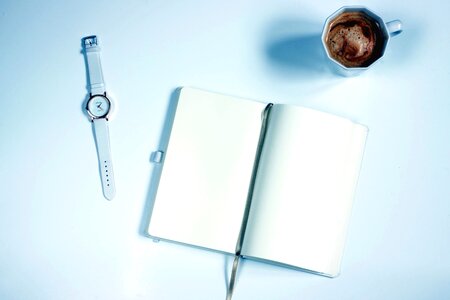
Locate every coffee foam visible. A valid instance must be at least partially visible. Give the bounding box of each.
[326,12,382,68]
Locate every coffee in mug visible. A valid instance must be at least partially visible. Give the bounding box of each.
[322,6,402,75]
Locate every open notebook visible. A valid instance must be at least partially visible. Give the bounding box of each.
[148,87,368,280]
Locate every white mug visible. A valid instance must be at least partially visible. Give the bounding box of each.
[322,6,402,76]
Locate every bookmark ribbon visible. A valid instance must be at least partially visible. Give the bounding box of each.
[226,104,273,300]
[226,255,241,300]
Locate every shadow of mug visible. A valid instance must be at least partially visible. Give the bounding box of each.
[264,19,335,80]
[267,34,326,73]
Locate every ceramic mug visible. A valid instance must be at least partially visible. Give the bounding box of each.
[322,6,402,76]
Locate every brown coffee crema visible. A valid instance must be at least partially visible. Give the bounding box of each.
[325,12,383,68]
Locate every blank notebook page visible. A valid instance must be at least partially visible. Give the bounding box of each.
[241,104,367,276]
[148,88,266,253]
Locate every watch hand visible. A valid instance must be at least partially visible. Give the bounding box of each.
[96,102,103,110]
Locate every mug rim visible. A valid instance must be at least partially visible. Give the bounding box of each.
[321,6,390,71]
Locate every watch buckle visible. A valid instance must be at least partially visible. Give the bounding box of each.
[83,35,98,48]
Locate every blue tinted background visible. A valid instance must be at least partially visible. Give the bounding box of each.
[1,0,449,299]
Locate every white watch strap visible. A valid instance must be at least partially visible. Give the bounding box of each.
[84,36,105,95]
[93,119,116,200]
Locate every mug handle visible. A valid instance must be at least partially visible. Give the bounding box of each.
[386,20,402,36]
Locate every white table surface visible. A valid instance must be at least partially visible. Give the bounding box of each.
[1,0,449,299]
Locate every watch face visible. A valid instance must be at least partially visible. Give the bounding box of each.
[87,95,111,118]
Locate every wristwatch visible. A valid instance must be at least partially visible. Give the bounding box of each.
[82,35,116,200]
